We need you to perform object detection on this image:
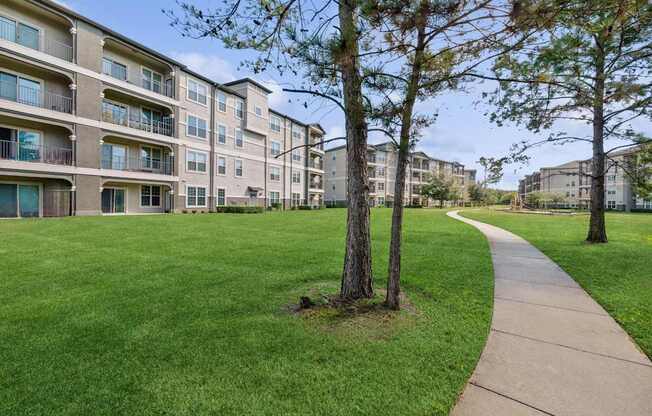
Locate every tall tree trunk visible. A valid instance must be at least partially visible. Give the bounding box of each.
[339,0,373,299]
[385,14,427,310]
[587,36,608,243]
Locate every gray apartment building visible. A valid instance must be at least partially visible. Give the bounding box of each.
[0,0,325,218]
[517,148,651,211]
[324,142,474,207]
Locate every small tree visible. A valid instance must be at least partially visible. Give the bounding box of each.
[468,183,486,205]
[421,174,458,208]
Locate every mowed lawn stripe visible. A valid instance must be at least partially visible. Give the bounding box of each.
[1,209,493,416]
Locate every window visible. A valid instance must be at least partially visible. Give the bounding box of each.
[607,200,616,209]
[292,192,301,207]
[187,186,207,207]
[140,146,162,170]
[270,166,281,181]
[292,171,301,184]
[187,115,207,139]
[292,149,301,162]
[217,124,227,144]
[255,105,263,117]
[141,185,161,207]
[607,175,616,182]
[377,152,386,163]
[235,100,244,119]
[270,115,281,132]
[235,159,243,177]
[217,92,227,112]
[377,167,385,177]
[142,68,163,94]
[269,191,280,206]
[235,129,244,148]
[0,17,40,50]
[186,150,207,173]
[101,100,128,126]
[102,57,127,81]
[378,197,385,206]
[0,71,42,107]
[607,190,617,195]
[216,188,226,206]
[377,182,384,191]
[292,128,302,141]
[187,79,207,105]
[217,156,226,175]
[271,141,281,156]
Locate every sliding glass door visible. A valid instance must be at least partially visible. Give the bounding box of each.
[0,183,40,217]
[101,188,126,214]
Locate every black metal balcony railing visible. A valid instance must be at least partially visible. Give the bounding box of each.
[101,155,173,175]
[142,78,174,98]
[0,81,73,114]
[310,182,323,190]
[101,106,174,137]
[0,20,73,62]
[0,139,73,165]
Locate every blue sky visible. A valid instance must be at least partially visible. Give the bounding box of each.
[57,0,650,188]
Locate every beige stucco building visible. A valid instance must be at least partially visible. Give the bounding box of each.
[0,0,325,217]
[324,142,475,207]
[517,148,650,211]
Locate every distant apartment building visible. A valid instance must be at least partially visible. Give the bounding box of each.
[0,0,324,218]
[517,148,650,211]
[324,142,474,207]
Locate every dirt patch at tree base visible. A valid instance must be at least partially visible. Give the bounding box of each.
[290,289,420,341]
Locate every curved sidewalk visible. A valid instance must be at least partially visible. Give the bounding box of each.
[447,210,652,416]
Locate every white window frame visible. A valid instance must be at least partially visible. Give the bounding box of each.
[269,191,280,206]
[141,66,163,94]
[292,171,301,184]
[216,187,227,206]
[186,114,207,139]
[186,78,208,106]
[254,105,263,117]
[186,149,208,173]
[235,99,245,119]
[270,166,281,182]
[216,156,227,175]
[216,124,227,144]
[234,158,244,177]
[292,192,301,207]
[270,140,281,156]
[292,148,301,162]
[235,128,244,148]
[217,91,227,112]
[102,56,128,81]
[186,185,207,208]
[270,115,281,132]
[140,184,162,208]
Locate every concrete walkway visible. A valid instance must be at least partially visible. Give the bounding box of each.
[447,210,652,416]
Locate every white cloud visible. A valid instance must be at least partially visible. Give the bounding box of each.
[259,79,288,108]
[169,52,236,83]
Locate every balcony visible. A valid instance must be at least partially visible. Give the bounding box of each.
[0,13,73,62]
[309,158,323,170]
[309,182,323,190]
[0,139,72,165]
[101,154,173,176]
[101,99,174,137]
[0,79,72,114]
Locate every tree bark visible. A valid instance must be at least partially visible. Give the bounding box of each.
[385,11,427,310]
[339,0,374,299]
[587,35,608,243]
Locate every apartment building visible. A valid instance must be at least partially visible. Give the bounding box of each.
[324,142,474,207]
[517,148,649,211]
[0,0,324,218]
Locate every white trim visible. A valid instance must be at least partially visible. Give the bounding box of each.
[139,184,162,208]
[140,65,164,94]
[186,113,208,139]
[234,128,244,148]
[186,77,208,106]
[185,184,207,208]
[102,55,129,82]
[216,187,227,207]
[234,158,244,178]
[216,155,227,176]
[234,99,244,120]
[216,123,227,145]
[216,91,227,112]
[185,148,208,174]
[269,166,281,182]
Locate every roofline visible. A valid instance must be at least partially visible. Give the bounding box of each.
[224,78,274,94]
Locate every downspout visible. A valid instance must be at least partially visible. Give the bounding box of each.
[209,83,216,212]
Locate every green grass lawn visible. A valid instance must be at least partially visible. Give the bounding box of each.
[461,209,652,358]
[0,208,493,416]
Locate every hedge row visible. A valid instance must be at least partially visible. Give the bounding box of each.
[216,206,264,214]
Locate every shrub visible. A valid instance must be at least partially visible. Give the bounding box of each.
[405,204,423,208]
[298,205,322,210]
[216,206,264,214]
